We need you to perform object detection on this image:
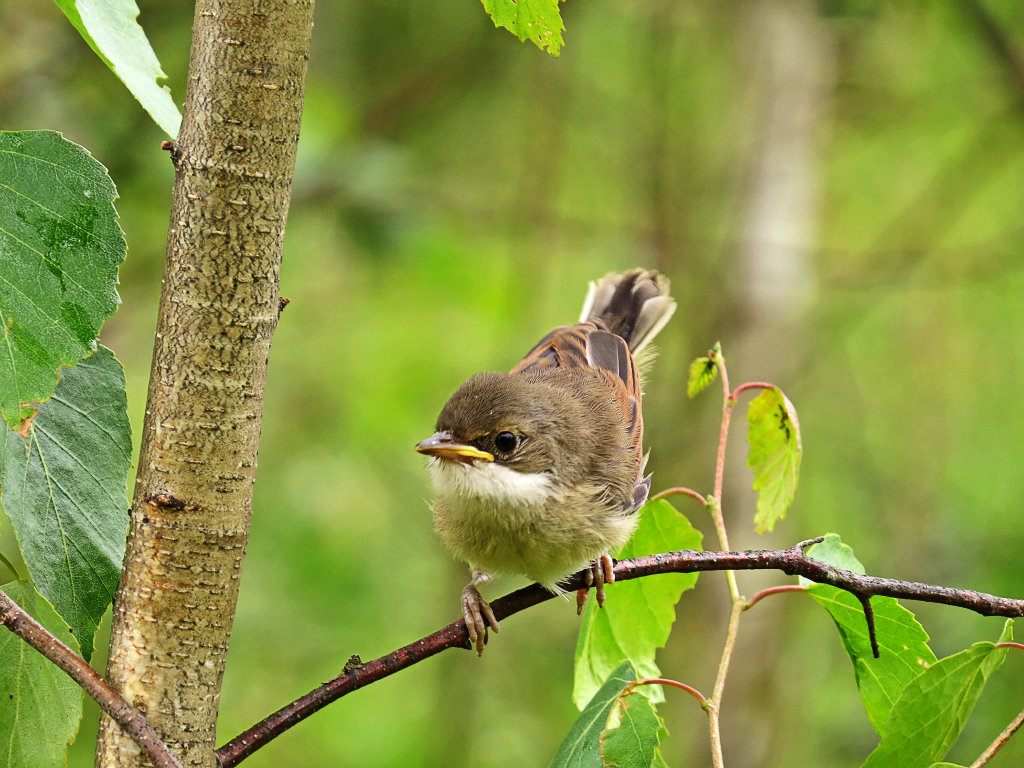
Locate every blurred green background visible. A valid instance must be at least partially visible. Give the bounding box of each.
[3,0,1024,765]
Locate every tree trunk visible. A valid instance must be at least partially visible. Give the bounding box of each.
[95,2,315,766]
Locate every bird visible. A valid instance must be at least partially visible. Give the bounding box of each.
[415,269,676,654]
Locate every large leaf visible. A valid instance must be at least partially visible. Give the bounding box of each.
[810,586,936,732]
[0,581,83,768]
[746,386,802,533]
[481,0,565,57]
[552,660,638,767]
[806,534,936,732]
[0,346,130,660]
[52,0,181,137]
[574,500,702,709]
[0,131,125,429]
[861,622,1013,768]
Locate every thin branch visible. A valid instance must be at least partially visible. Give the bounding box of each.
[744,583,808,609]
[216,543,1024,766]
[731,381,775,399]
[0,588,183,768]
[630,678,709,709]
[969,704,1024,768]
[650,486,707,505]
[858,593,880,658]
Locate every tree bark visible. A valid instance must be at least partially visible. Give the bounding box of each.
[95,2,314,766]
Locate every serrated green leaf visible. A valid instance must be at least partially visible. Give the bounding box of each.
[0,131,125,429]
[0,580,83,768]
[481,0,565,57]
[573,500,702,710]
[746,386,802,533]
[686,355,718,398]
[0,346,130,660]
[805,535,937,732]
[861,622,1013,768]
[552,661,638,768]
[809,585,936,732]
[52,0,181,137]
[600,691,666,768]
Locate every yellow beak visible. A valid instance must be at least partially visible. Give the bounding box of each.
[415,431,494,463]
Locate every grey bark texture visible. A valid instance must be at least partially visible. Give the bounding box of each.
[95,1,315,766]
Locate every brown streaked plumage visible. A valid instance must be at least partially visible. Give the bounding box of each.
[416,269,676,654]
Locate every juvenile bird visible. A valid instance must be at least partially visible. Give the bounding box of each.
[416,269,676,654]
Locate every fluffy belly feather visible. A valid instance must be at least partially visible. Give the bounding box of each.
[428,460,637,587]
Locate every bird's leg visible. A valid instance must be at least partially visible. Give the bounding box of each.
[576,554,616,614]
[462,568,499,655]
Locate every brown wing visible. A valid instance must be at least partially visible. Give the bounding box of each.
[512,320,646,509]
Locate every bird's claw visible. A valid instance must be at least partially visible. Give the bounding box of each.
[577,554,616,614]
[462,583,499,655]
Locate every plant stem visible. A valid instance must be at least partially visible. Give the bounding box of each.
[710,348,739,600]
[969,705,1024,768]
[631,678,709,708]
[650,486,708,505]
[707,598,745,768]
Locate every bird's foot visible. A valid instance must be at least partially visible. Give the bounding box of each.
[462,572,499,655]
[576,554,616,614]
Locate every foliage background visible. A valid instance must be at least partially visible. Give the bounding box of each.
[2,0,1023,765]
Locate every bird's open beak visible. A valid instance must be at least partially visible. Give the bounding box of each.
[415,431,494,464]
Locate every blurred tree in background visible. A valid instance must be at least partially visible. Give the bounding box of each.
[3,0,1023,765]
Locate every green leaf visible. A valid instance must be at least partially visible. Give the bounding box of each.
[686,354,718,398]
[481,0,566,57]
[861,622,1012,768]
[0,346,130,660]
[803,532,866,579]
[809,585,936,732]
[0,131,125,429]
[573,500,702,709]
[0,580,83,768]
[552,660,638,767]
[746,386,802,533]
[52,0,181,137]
[600,691,667,768]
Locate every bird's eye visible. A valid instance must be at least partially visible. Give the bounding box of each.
[493,431,519,454]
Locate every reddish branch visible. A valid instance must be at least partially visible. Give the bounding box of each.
[0,588,183,768]
[215,542,1024,766]
[5,545,1022,768]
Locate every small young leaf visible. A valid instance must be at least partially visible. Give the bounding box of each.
[0,346,130,660]
[53,0,181,137]
[481,0,566,57]
[809,585,936,732]
[601,691,667,768]
[0,130,125,429]
[686,355,718,398]
[860,622,1013,768]
[573,500,702,710]
[0,581,83,768]
[552,660,637,768]
[746,386,802,533]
